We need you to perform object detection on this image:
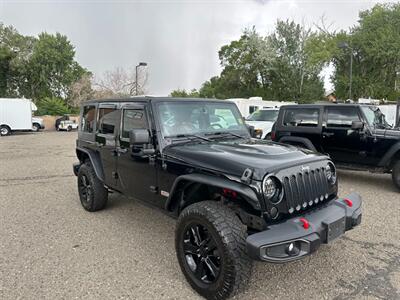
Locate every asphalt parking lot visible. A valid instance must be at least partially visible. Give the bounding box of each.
[0,131,399,300]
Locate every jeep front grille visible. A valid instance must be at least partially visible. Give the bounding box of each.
[282,167,330,214]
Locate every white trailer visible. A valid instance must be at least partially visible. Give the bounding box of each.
[0,98,37,136]
[227,97,295,118]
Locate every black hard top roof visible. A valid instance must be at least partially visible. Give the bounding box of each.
[281,103,367,109]
[84,96,227,104]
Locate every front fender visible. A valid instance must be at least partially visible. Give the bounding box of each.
[378,142,400,167]
[278,136,317,152]
[165,173,262,212]
[76,147,105,182]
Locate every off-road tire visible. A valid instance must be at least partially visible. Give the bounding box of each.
[392,160,400,191]
[0,125,11,136]
[32,123,40,132]
[77,162,108,211]
[175,201,252,300]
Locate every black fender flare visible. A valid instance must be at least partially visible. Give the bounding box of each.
[378,142,400,167]
[165,173,262,212]
[76,147,105,182]
[278,136,317,152]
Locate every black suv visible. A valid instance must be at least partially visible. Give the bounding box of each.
[73,97,362,299]
[272,104,400,190]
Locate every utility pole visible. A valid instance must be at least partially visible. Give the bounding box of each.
[135,62,147,95]
[338,42,354,100]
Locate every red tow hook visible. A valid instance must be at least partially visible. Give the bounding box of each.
[344,198,353,207]
[299,217,310,229]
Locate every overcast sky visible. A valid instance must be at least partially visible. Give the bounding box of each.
[0,0,394,95]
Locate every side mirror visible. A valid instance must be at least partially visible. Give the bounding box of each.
[246,124,255,137]
[129,129,150,145]
[351,121,364,130]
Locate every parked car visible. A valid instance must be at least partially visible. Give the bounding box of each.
[73,97,362,299]
[272,104,400,190]
[57,120,78,131]
[0,98,40,136]
[245,108,279,139]
[32,117,45,132]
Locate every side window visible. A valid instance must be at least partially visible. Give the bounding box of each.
[283,108,319,127]
[326,107,360,128]
[97,107,118,135]
[81,105,96,133]
[121,109,147,139]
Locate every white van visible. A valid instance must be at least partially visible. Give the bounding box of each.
[0,98,43,136]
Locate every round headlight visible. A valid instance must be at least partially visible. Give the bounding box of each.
[326,163,336,184]
[263,177,277,199]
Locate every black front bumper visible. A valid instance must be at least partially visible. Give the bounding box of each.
[73,162,80,176]
[246,193,362,262]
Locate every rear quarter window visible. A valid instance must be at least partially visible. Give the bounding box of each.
[283,108,319,127]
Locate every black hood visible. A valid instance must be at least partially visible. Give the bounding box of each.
[164,139,328,181]
[374,128,400,139]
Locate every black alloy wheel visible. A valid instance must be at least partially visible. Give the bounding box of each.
[79,174,92,205]
[176,201,252,300]
[77,162,108,212]
[182,223,221,284]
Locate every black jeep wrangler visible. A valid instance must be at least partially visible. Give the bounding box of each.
[73,97,362,299]
[272,104,400,190]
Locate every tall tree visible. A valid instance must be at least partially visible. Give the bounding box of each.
[92,66,148,98]
[0,24,89,105]
[171,22,325,102]
[25,32,87,100]
[310,3,400,101]
[268,20,324,102]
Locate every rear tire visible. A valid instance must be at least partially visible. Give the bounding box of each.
[32,123,40,132]
[175,201,252,300]
[77,162,108,211]
[0,125,11,136]
[392,160,400,191]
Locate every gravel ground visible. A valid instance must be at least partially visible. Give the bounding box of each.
[0,131,399,300]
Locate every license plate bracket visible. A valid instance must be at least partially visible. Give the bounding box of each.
[323,216,346,243]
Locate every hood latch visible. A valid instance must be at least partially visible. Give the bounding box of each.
[241,168,253,184]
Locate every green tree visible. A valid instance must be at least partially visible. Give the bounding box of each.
[0,23,35,97]
[0,24,89,105]
[267,20,324,102]
[25,32,87,100]
[170,88,199,97]
[172,22,325,102]
[36,97,72,115]
[310,3,400,101]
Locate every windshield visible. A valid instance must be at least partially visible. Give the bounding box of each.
[246,110,278,121]
[361,106,391,129]
[157,101,248,138]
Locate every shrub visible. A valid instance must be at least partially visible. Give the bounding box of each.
[36,97,71,116]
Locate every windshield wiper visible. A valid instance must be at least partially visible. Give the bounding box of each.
[204,131,246,139]
[165,133,212,142]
